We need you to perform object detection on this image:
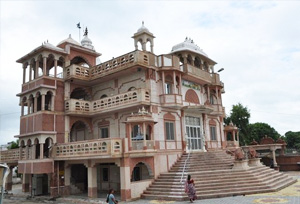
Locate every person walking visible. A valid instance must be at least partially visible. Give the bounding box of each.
[185,174,197,203]
[107,189,118,204]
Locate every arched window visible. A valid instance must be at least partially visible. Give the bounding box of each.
[210,90,217,104]
[70,56,90,67]
[187,55,192,65]
[70,121,89,142]
[45,91,53,111]
[131,162,152,182]
[70,88,90,100]
[194,57,201,68]
[100,94,108,99]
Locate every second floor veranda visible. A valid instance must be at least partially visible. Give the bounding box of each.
[0,137,183,162]
[65,89,150,116]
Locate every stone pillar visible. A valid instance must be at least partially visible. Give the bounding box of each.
[120,158,131,201]
[54,59,58,78]
[21,101,24,116]
[5,167,13,191]
[41,94,45,111]
[35,60,39,78]
[43,56,47,76]
[64,165,71,196]
[128,124,132,151]
[32,144,36,159]
[271,147,278,167]
[29,64,33,81]
[87,166,98,198]
[34,96,37,112]
[51,94,55,111]
[25,145,29,160]
[40,143,44,159]
[27,99,31,115]
[178,74,182,95]
[172,71,176,94]
[143,123,147,149]
[19,147,23,160]
[162,71,165,94]
[23,64,27,84]
[22,173,30,192]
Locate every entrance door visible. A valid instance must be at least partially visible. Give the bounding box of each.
[185,116,203,151]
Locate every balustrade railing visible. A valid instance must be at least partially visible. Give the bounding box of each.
[55,138,123,158]
[65,89,150,115]
[186,64,212,83]
[65,51,149,81]
[0,149,20,162]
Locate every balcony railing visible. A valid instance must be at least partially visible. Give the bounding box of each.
[131,140,155,151]
[65,89,150,115]
[0,149,20,163]
[160,94,183,107]
[54,138,123,158]
[184,64,212,83]
[64,50,149,81]
[156,54,180,69]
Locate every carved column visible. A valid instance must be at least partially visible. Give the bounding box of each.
[21,101,24,116]
[35,60,39,78]
[40,143,44,159]
[29,63,33,81]
[162,71,165,94]
[34,96,37,112]
[87,166,97,198]
[43,56,47,76]
[23,64,27,84]
[41,94,46,111]
[54,58,58,78]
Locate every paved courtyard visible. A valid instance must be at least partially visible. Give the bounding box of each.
[3,172,300,204]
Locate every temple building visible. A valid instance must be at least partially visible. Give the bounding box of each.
[2,24,228,200]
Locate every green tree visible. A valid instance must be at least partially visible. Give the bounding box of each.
[247,122,281,144]
[7,139,19,149]
[224,103,250,146]
[284,131,300,149]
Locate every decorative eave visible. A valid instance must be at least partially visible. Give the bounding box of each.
[171,49,217,65]
[16,44,68,63]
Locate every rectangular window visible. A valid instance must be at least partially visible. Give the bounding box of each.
[99,127,109,138]
[102,168,108,181]
[210,126,217,141]
[165,83,172,94]
[165,121,175,140]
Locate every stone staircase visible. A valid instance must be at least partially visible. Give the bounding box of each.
[141,151,297,201]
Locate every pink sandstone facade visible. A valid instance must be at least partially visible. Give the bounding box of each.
[1,25,229,200]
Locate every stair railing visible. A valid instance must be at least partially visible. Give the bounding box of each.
[180,150,191,184]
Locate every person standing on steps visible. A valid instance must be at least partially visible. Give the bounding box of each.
[185,174,197,203]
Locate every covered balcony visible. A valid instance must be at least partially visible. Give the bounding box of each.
[54,138,123,160]
[65,89,150,116]
[159,94,183,108]
[64,50,150,81]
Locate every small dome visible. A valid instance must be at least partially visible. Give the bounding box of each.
[81,28,94,50]
[171,37,208,57]
[57,34,80,46]
[137,21,149,33]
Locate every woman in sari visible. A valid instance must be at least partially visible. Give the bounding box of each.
[185,174,197,203]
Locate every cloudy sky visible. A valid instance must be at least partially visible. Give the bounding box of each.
[0,0,300,145]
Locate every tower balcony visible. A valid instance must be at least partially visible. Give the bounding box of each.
[65,89,150,116]
[64,50,150,82]
[159,94,183,108]
[210,104,225,116]
[54,138,123,160]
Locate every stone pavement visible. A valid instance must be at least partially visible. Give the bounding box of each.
[3,172,300,204]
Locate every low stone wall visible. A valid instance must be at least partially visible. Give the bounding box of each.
[261,155,300,171]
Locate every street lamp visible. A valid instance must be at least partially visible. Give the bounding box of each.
[0,164,10,204]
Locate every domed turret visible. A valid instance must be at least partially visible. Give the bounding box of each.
[132,22,155,53]
[171,37,208,57]
[81,28,94,50]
